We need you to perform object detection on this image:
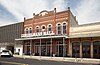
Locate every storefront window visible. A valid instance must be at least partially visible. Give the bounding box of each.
[82,41,91,58]
[72,42,80,57]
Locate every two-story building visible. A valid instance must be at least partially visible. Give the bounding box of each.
[15,7,77,57]
[15,7,100,59]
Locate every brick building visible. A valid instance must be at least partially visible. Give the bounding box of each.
[16,7,75,57]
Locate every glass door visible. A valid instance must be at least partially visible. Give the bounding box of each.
[35,45,39,56]
[59,45,63,57]
[41,45,46,56]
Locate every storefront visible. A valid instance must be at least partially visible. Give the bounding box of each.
[16,35,68,57]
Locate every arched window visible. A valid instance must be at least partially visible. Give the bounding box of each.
[72,42,80,57]
[57,24,61,34]
[48,25,52,32]
[25,28,28,34]
[82,41,91,57]
[42,26,45,32]
[36,27,39,33]
[63,23,66,34]
[29,28,32,33]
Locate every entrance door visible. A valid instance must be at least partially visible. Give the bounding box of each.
[34,45,39,56]
[47,45,50,56]
[26,46,30,55]
[41,45,46,56]
[56,41,67,57]
[59,45,63,57]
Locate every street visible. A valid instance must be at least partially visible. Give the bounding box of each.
[0,57,99,65]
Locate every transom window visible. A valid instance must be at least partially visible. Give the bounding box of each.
[63,23,66,34]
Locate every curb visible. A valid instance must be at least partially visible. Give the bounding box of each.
[13,55,100,64]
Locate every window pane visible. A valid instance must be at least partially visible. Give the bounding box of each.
[36,27,39,33]
[63,25,66,34]
[26,29,28,34]
[29,28,32,33]
[57,26,61,34]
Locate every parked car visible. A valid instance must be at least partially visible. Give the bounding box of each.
[0,50,13,57]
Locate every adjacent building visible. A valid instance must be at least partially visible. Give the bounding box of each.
[0,22,23,55]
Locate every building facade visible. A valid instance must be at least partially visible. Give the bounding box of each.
[16,7,75,57]
[0,7,99,59]
[16,7,100,59]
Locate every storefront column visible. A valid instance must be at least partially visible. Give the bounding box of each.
[80,42,82,58]
[57,42,59,56]
[30,40,32,55]
[63,37,65,57]
[39,39,41,57]
[50,38,52,56]
[91,42,93,58]
[23,42,25,54]
[52,41,55,54]
[68,39,72,57]
[34,43,35,54]
[46,42,47,55]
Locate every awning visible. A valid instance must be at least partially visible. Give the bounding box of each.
[15,35,68,41]
[68,35,100,38]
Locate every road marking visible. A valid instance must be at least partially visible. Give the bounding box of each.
[0,60,28,65]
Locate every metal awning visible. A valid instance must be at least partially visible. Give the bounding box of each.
[15,35,100,41]
[15,35,68,41]
[68,35,100,38]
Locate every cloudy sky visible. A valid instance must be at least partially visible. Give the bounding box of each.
[0,0,100,26]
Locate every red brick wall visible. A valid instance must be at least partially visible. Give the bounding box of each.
[23,10,70,35]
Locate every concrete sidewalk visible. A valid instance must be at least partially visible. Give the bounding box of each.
[13,55,100,64]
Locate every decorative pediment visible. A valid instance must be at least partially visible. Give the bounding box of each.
[39,10,48,16]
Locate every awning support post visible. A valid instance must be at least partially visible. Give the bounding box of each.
[30,40,32,55]
[39,39,41,58]
[50,38,52,57]
[63,37,65,59]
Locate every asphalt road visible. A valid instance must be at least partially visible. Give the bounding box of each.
[0,57,99,65]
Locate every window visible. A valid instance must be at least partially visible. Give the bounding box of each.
[42,26,45,35]
[42,26,45,32]
[63,23,66,34]
[36,27,39,33]
[25,28,28,34]
[57,24,61,34]
[29,28,32,33]
[48,25,52,32]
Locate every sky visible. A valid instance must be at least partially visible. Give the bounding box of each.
[0,0,100,26]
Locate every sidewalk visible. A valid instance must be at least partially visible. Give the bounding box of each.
[13,55,100,64]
